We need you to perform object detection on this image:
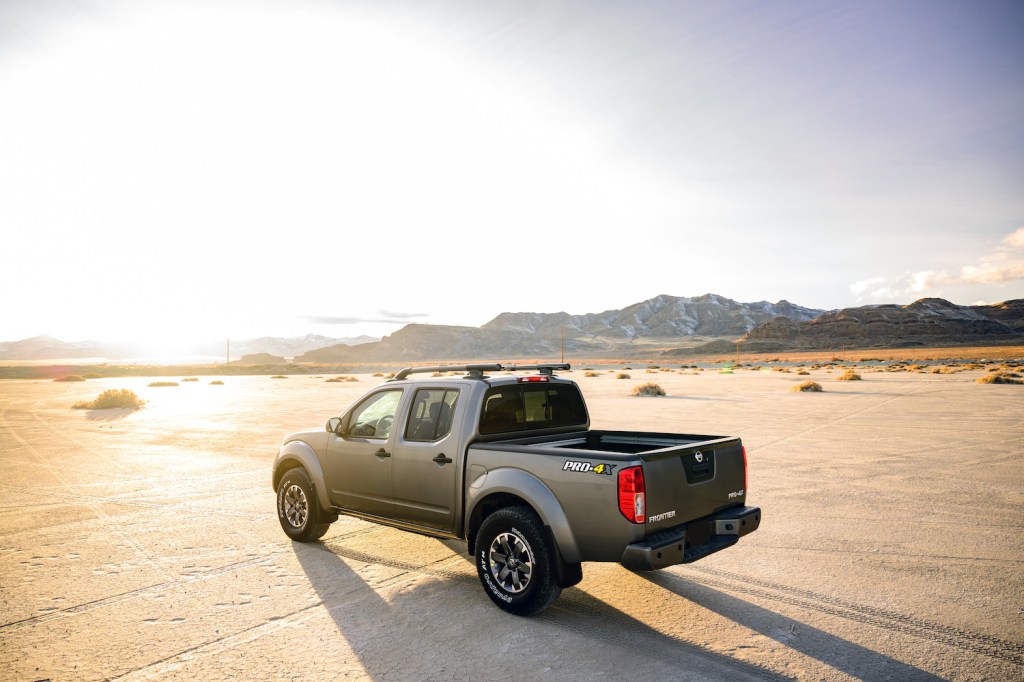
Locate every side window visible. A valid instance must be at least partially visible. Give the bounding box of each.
[404,388,460,442]
[347,390,403,439]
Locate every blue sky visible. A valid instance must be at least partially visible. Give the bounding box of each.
[1,0,1021,345]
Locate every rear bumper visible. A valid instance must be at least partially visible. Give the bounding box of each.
[621,505,761,571]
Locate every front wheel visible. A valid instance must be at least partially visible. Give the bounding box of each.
[276,467,331,542]
[476,506,561,615]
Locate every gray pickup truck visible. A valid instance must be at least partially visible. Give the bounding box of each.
[272,363,760,615]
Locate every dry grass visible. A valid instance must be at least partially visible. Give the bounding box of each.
[976,373,1023,385]
[797,370,810,375]
[54,375,86,382]
[632,382,666,397]
[793,380,823,392]
[73,388,146,410]
[584,371,601,377]
[271,375,288,379]
[181,377,199,382]
[210,380,224,385]
[148,381,179,387]
[326,376,360,383]
[837,370,862,381]
[616,372,631,380]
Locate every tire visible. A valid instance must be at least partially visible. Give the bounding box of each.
[476,506,561,616]
[276,467,331,542]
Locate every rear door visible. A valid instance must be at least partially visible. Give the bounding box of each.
[641,438,746,530]
[390,387,462,532]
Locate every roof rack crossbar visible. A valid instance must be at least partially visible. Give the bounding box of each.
[390,363,570,381]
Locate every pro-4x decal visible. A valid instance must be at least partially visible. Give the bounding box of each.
[563,460,617,476]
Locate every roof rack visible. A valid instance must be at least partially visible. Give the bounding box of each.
[390,363,570,381]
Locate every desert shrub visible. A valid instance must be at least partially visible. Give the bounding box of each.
[73,388,145,410]
[718,368,733,374]
[210,380,224,385]
[373,372,384,377]
[271,375,288,379]
[793,380,823,392]
[83,373,103,379]
[647,365,660,370]
[325,377,344,382]
[181,377,199,382]
[837,370,862,381]
[623,366,632,370]
[645,369,657,374]
[616,372,631,379]
[797,370,810,376]
[385,372,396,378]
[632,382,666,397]
[54,375,85,382]
[977,373,1022,384]
[584,371,601,377]
[148,381,179,387]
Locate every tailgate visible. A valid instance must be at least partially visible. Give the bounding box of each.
[641,437,746,530]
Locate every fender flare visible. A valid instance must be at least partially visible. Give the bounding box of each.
[273,441,333,516]
[466,467,581,563]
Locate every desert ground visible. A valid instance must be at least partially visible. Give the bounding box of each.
[1,366,1022,681]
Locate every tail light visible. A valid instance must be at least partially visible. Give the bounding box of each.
[618,466,645,524]
[742,444,748,494]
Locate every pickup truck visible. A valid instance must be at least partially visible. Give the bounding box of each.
[272,363,760,615]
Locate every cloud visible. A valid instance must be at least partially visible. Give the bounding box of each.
[960,262,1024,284]
[304,309,428,326]
[960,226,1024,285]
[850,270,950,300]
[378,309,428,320]
[1002,227,1024,250]
[851,227,1024,301]
[908,270,953,293]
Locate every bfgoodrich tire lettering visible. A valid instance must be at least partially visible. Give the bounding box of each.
[476,506,561,615]
[276,467,331,542]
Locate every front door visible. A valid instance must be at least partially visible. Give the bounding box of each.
[390,387,461,532]
[325,388,404,518]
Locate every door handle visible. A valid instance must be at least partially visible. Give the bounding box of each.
[432,453,453,465]
[375,448,391,459]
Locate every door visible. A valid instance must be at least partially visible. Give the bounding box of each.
[325,388,404,518]
[390,387,461,532]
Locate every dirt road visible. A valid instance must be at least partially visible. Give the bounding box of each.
[1,369,1021,680]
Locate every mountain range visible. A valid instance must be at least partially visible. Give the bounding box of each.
[4,294,1022,364]
[729,298,1024,352]
[0,334,376,362]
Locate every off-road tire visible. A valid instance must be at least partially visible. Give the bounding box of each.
[476,506,561,615]
[276,467,331,542]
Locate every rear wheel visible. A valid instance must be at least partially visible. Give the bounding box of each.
[276,467,331,542]
[476,506,560,615]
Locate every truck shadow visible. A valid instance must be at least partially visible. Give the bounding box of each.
[633,570,945,681]
[294,533,934,680]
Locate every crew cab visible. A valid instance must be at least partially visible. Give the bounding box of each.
[272,363,760,615]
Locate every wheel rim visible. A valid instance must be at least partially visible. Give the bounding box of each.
[488,532,534,594]
[283,484,308,528]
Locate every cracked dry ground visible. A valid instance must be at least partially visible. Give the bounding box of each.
[1,371,1022,680]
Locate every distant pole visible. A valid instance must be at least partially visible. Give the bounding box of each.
[561,327,565,363]
[226,337,230,366]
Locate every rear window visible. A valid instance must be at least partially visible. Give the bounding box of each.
[479,383,587,435]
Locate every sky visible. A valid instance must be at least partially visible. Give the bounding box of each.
[1,0,1022,348]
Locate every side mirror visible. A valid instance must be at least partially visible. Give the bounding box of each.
[326,417,343,434]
